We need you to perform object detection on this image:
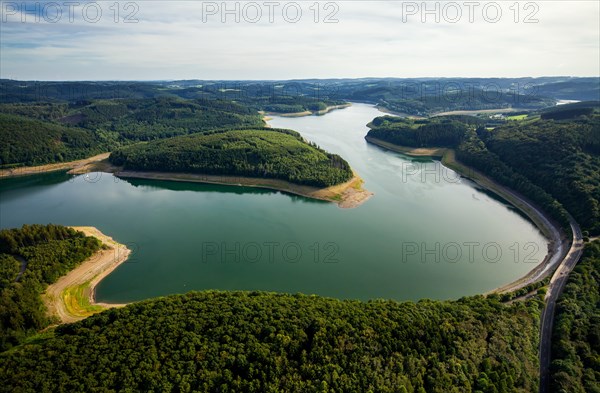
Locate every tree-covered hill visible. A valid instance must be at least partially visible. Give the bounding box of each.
[479,111,600,233]
[367,115,483,148]
[109,128,353,187]
[0,291,542,393]
[0,224,102,351]
[0,114,103,166]
[61,98,264,141]
[3,77,598,117]
[539,101,600,121]
[0,98,264,167]
[550,240,600,392]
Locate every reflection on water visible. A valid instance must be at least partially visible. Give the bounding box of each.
[0,104,548,302]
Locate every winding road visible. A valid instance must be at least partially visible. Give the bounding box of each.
[539,215,584,393]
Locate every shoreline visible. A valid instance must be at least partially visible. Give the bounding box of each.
[375,105,426,119]
[374,105,530,118]
[365,135,448,158]
[42,226,131,324]
[0,153,112,179]
[263,103,352,118]
[115,169,372,209]
[365,136,567,294]
[432,108,523,117]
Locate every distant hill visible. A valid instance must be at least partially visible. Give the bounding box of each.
[2,77,598,116]
[540,101,600,120]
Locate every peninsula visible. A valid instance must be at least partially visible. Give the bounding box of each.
[109,127,372,208]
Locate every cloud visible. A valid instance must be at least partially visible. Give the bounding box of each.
[1,1,598,80]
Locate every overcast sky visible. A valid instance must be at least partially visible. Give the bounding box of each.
[1,1,599,80]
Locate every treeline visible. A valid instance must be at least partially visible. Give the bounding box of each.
[0,224,102,351]
[0,114,103,166]
[550,240,600,392]
[366,105,600,234]
[0,291,541,392]
[110,128,353,187]
[351,88,554,116]
[262,99,342,114]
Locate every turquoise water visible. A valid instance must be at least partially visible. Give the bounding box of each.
[0,103,546,301]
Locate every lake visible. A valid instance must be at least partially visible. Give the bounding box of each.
[0,103,546,301]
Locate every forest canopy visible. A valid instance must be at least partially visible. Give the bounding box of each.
[0,291,542,393]
[550,241,600,393]
[109,128,353,188]
[0,98,264,166]
[0,224,102,351]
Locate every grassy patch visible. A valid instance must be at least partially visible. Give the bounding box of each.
[62,282,104,318]
[506,114,528,121]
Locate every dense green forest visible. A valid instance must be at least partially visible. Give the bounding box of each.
[62,98,264,141]
[110,128,353,187]
[374,90,553,116]
[0,98,264,166]
[366,104,600,234]
[550,240,600,392]
[367,115,484,147]
[0,224,102,351]
[0,114,104,166]
[0,291,541,392]
[479,110,600,233]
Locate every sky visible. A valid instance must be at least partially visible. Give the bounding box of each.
[1,0,599,80]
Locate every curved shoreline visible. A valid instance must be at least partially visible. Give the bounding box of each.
[115,169,373,209]
[42,226,130,324]
[263,103,352,118]
[365,136,567,294]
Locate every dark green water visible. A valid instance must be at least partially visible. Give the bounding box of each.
[0,103,546,301]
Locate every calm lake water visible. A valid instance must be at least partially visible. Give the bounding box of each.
[0,103,546,301]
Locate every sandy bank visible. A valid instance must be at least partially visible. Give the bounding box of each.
[115,170,372,209]
[43,226,130,324]
[0,153,113,179]
[365,136,448,158]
